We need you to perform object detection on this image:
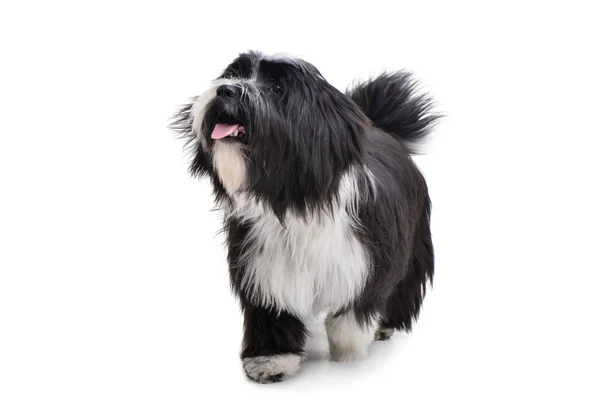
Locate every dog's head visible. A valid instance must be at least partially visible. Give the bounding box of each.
[172,51,368,217]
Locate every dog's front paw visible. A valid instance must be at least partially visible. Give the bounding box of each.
[242,354,301,383]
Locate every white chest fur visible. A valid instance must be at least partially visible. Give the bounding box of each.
[229,174,370,319]
[212,141,247,194]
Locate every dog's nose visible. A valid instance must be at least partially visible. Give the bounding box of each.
[216,84,240,99]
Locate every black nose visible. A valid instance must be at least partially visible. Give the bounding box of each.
[216,84,240,98]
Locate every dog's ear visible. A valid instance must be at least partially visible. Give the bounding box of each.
[263,81,369,217]
[242,79,369,219]
[311,82,368,162]
[292,81,368,186]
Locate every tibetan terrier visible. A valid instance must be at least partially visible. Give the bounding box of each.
[171,51,439,383]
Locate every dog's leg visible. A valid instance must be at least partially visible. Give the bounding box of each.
[325,311,378,362]
[379,205,434,333]
[240,304,307,383]
[374,326,395,341]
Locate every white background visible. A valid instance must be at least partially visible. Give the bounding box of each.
[1,1,599,399]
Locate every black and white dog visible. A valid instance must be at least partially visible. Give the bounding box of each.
[171,51,438,383]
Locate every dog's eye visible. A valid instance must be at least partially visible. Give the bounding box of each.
[271,83,284,96]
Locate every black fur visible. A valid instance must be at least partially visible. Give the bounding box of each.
[241,305,307,359]
[171,51,439,382]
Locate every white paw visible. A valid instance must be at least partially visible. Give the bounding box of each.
[329,344,369,362]
[326,312,377,363]
[242,354,302,383]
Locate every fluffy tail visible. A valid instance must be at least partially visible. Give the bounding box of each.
[347,72,440,154]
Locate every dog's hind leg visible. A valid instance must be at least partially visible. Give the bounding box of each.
[325,310,379,362]
[379,205,434,334]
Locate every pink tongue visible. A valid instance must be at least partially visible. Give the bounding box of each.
[211,123,240,139]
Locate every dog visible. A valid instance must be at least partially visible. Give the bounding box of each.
[171,51,439,383]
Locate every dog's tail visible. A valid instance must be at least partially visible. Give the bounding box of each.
[347,72,440,154]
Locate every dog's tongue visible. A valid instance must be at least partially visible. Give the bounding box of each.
[211,123,240,139]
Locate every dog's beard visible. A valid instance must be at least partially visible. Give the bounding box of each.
[198,87,255,195]
[212,140,247,194]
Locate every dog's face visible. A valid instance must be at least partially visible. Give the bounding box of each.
[201,53,304,148]
[175,51,368,217]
